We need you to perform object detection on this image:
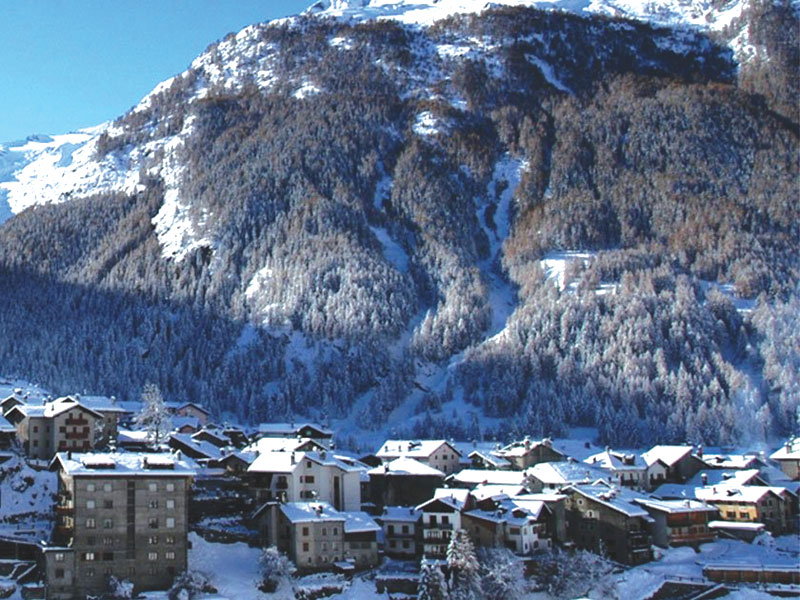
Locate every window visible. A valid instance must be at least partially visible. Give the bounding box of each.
[148,552,158,561]
[87,536,96,546]
[86,518,96,529]
[148,517,158,529]
[83,426,89,433]
[128,567,136,577]
[55,568,64,578]
[149,536,159,545]
[104,500,113,509]
[59,426,66,433]
[165,551,175,560]
[302,542,309,552]
[401,525,409,534]
[86,500,96,509]
[402,540,410,549]
[302,527,309,537]
[87,483,96,492]
[148,483,157,492]
[103,483,112,492]
[305,475,315,483]
[33,440,38,447]
[166,499,175,509]
[441,516,449,525]
[388,525,395,535]
[103,519,113,529]
[166,517,175,528]
[55,553,65,562]
[83,552,96,561]
[322,542,328,550]
[166,483,175,492]
[149,565,158,575]
[389,540,397,548]
[322,528,327,536]
[149,499,159,509]
[85,568,95,577]
[33,426,38,433]
[103,537,114,546]
[102,552,113,561]
[165,535,175,545]
[306,461,312,468]
[333,527,338,535]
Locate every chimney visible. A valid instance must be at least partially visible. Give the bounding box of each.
[701,472,708,486]
[291,452,296,465]
[697,444,703,458]
[67,451,72,460]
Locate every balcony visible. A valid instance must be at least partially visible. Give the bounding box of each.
[55,504,73,515]
[423,530,453,542]
[65,418,88,426]
[65,431,89,440]
[423,522,453,530]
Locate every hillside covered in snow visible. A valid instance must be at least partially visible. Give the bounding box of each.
[0,0,797,449]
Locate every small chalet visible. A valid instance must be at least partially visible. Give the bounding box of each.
[462,495,552,555]
[584,449,648,488]
[495,437,565,470]
[563,482,654,565]
[525,460,606,493]
[642,445,705,488]
[633,498,718,547]
[257,422,334,448]
[343,511,381,569]
[7,399,104,459]
[770,437,800,481]
[368,457,445,508]
[695,484,793,535]
[377,506,422,558]
[416,489,472,559]
[468,449,512,470]
[167,402,211,426]
[376,440,462,475]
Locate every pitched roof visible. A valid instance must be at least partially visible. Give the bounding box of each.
[700,453,763,470]
[258,422,333,437]
[770,437,800,461]
[695,485,788,503]
[565,482,652,518]
[248,450,361,474]
[376,439,459,459]
[686,469,764,488]
[379,506,422,522]
[367,457,445,477]
[280,502,343,524]
[634,497,718,515]
[526,460,605,486]
[448,469,526,487]
[584,449,646,471]
[343,511,380,534]
[467,450,512,469]
[51,451,195,477]
[416,488,470,511]
[642,445,694,468]
[246,436,325,454]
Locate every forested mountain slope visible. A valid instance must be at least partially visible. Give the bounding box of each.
[0,1,797,448]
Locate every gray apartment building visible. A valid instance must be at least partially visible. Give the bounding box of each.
[44,452,194,599]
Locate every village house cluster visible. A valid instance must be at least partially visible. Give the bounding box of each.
[0,389,798,598]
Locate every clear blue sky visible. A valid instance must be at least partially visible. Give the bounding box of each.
[0,1,311,142]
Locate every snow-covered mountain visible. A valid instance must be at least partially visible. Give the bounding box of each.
[0,0,786,227]
[0,0,796,449]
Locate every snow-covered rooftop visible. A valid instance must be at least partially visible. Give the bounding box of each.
[245,436,324,455]
[633,497,718,515]
[377,439,459,459]
[527,460,605,486]
[695,485,789,504]
[642,445,694,468]
[281,502,343,524]
[379,506,422,522]
[343,511,381,534]
[770,437,800,461]
[448,469,526,487]
[53,451,195,477]
[367,457,445,477]
[566,482,652,518]
[585,449,647,471]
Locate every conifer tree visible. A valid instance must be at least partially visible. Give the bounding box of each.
[418,558,447,600]
[447,529,482,600]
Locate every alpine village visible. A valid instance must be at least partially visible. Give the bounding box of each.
[0,0,798,599]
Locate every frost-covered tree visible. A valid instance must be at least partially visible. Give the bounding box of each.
[259,546,294,597]
[135,383,172,446]
[447,529,482,600]
[103,576,134,600]
[418,558,448,600]
[478,548,526,600]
